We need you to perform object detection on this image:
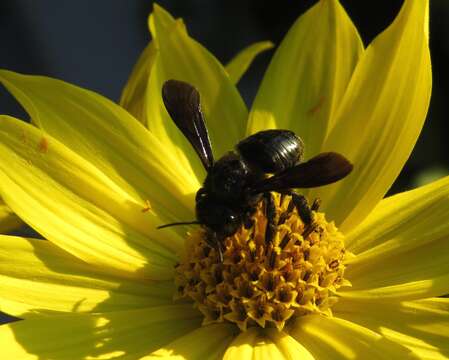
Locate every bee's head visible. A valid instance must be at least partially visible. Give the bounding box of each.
[195,189,241,237]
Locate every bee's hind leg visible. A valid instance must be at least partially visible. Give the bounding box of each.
[279,190,318,238]
[311,198,321,212]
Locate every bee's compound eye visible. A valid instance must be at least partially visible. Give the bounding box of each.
[211,208,240,236]
[222,212,240,237]
[196,196,241,237]
[195,188,208,202]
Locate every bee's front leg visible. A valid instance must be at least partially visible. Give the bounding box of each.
[263,192,277,244]
[206,231,224,262]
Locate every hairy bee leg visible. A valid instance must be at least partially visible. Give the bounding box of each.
[281,190,318,237]
[278,198,295,225]
[301,198,321,238]
[290,193,312,226]
[206,232,224,262]
[263,192,277,244]
[216,243,224,263]
[293,195,317,238]
[311,198,321,212]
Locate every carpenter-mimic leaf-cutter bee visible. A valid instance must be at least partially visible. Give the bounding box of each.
[158,80,353,261]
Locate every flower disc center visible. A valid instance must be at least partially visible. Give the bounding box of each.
[174,193,351,332]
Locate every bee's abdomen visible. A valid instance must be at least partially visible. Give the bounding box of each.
[237,129,304,173]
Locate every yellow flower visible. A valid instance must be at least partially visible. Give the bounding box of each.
[0,1,447,359]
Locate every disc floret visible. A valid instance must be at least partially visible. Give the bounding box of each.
[175,194,351,332]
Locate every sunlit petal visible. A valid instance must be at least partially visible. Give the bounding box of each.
[146,5,248,181]
[225,41,274,85]
[346,175,449,257]
[311,0,431,232]
[0,116,177,279]
[290,315,418,359]
[339,176,449,301]
[147,324,236,359]
[248,0,363,158]
[0,306,201,359]
[0,235,173,318]
[223,327,315,360]
[120,41,158,124]
[335,298,449,359]
[0,69,198,236]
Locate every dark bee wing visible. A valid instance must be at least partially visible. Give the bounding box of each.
[162,80,214,170]
[249,152,353,194]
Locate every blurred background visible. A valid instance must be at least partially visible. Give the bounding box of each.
[0,0,448,192]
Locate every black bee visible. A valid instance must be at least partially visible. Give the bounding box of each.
[158,79,353,261]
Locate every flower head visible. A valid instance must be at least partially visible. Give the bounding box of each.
[0,0,447,359]
[174,193,351,331]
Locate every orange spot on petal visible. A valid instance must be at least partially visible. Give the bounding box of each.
[142,200,153,213]
[38,137,49,153]
[307,96,325,116]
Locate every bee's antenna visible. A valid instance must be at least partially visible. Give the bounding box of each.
[157,221,201,229]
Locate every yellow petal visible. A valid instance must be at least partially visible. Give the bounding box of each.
[0,70,199,229]
[146,5,248,181]
[310,0,431,232]
[120,41,158,124]
[224,328,286,360]
[119,8,187,126]
[335,298,449,359]
[225,41,274,85]
[0,235,174,318]
[146,324,236,360]
[0,116,177,279]
[248,0,363,158]
[252,341,286,360]
[340,276,449,304]
[340,177,449,301]
[264,329,316,360]
[223,327,258,360]
[290,314,418,359]
[346,175,449,257]
[0,305,201,359]
[223,327,315,360]
[148,3,186,35]
[0,198,22,233]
